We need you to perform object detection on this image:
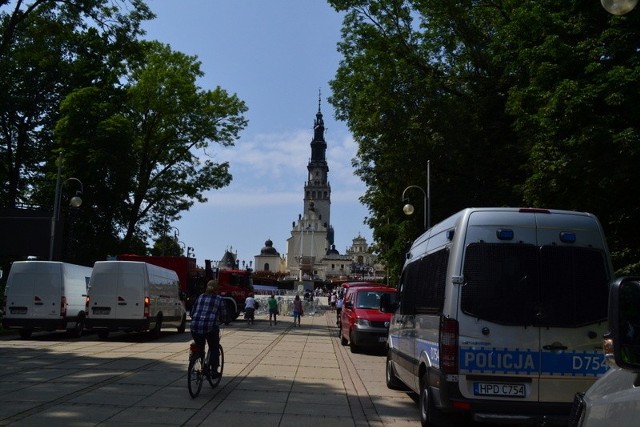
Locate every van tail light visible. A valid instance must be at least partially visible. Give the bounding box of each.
[60,296,67,318]
[144,296,150,318]
[85,296,90,315]
[440,317,459,374]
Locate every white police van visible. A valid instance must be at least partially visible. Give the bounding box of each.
[382,208,613,426]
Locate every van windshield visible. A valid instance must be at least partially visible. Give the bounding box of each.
[356,291,397,309]
[461,243,609,327]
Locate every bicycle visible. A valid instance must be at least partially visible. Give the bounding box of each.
[187,336,224,398]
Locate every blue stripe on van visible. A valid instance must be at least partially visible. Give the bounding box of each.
[460,347,607,376]
[416,339,440,368]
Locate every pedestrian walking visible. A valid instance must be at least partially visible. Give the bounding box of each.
[330,292,337,312]
[244,292,257,325]
[268,294,279,326]
[336,293,344,326]
[292,294,303,327]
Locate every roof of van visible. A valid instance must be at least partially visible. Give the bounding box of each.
[341,281,385,288]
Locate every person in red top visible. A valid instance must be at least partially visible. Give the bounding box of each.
[190,280,227,377]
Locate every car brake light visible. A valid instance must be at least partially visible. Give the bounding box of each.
[144,296,150,317]
[60,296,67,318]
[440,317,459,374]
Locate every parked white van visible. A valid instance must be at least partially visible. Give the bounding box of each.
[568,276,640,427]
[2,261,92,338]
[85,261,187,339]
[382,208,613,426]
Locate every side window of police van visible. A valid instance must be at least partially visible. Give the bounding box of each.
[400,248,448,315]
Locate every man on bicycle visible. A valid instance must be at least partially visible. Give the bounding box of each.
[190,280,227,378]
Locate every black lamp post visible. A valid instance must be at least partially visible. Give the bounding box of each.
[49,154,83,261]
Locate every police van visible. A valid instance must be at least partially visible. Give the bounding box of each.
[382,208,613,426]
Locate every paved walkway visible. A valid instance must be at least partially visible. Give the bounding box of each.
[0,309,419,426]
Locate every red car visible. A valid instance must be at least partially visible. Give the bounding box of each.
[340,285,398,353]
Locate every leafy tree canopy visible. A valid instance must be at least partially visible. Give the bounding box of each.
[328,0,640,281]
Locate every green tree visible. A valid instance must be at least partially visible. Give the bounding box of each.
[55,41,248,264]
[0,0,152,211]
[328,0,640,278]
[151,235,183,257]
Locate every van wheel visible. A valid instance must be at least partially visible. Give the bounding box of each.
[177,314,186,333]
[420,372,445,427]
[19,329,32,339]
[151,314,162,338]
[69,313,85,338]
[349,331,360,353]
[386,352,408,390]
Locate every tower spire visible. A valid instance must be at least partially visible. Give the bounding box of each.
[318,88,322,113]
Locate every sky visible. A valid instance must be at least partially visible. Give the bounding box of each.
[141,1,373,267]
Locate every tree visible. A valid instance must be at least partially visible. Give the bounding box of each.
[0,0,152,211]
[328,0,640,278]
[55,41,248,264]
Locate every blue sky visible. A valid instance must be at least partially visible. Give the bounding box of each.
[142,1,373,267]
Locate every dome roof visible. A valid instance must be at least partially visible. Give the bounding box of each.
[260,239,279,256]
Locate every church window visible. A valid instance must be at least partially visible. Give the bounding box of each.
[264,263,270,271]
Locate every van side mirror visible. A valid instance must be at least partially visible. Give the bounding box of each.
[610,277,640,370]
[380,293,397,313]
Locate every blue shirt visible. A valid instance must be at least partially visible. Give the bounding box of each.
[190,294,227,334]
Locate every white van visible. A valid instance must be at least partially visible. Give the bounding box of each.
[85,261,187,338]
[568,277,640,427]
[382,208,613,426]
[2,261,92,338]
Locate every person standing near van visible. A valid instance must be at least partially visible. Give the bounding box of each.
[336,293,344,326]
[190,280,227,377]
[244,293,257,325]
[268,294,279,326]
[292,294,304,327]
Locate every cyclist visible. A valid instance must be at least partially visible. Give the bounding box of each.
[190,279,227,378]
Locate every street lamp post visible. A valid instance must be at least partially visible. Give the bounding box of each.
[49,155,84,260]
[401,161,431,231]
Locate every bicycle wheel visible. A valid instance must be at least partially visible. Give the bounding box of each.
[187,353,204,398]
[206,344,224,388]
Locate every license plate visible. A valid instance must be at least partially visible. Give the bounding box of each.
[473,382,526,398]
[378,336,388,343]
[9,307,27,314]
[92,307,111,315]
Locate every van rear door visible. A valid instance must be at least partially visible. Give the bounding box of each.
[8,263,61,320]
[459,240,542,403]
[458,210,610,404]
[536,214,610,402]
[113,262,145,319]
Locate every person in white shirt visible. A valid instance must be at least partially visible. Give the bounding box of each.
[336,294,344,326]
[244,293,257,325]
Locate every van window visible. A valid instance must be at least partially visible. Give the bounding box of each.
[400,248,448,314]
[539,246,609,327]
[461,243,609,327]
[356,290,397,309]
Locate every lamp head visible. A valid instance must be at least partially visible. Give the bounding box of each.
[69,194,82,208]
[601,0,638,14]
[403,203,415,216]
